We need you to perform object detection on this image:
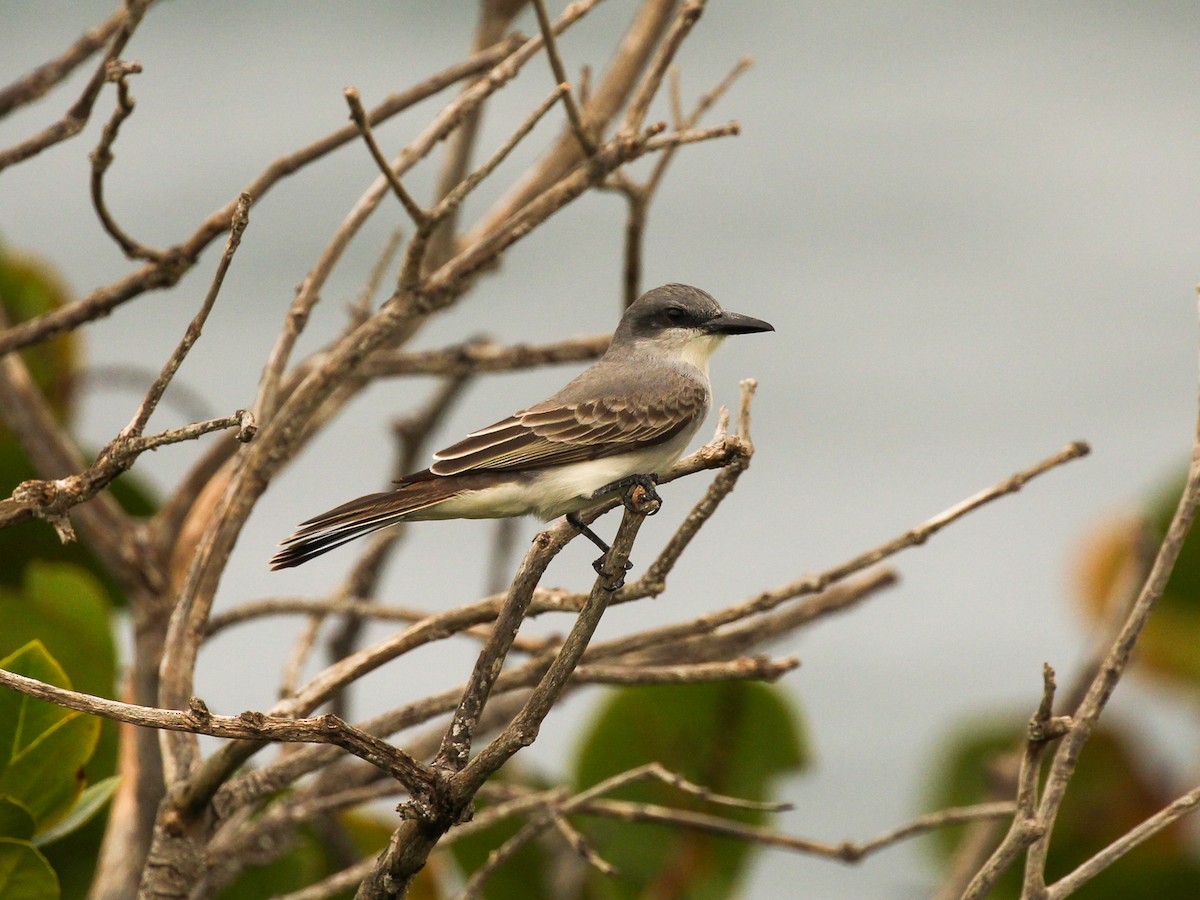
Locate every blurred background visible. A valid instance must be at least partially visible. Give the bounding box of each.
[3,2,1200,896]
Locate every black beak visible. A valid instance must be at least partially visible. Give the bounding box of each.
[704,310,775,335]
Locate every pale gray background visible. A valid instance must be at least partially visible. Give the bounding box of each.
[4,2,1200,897]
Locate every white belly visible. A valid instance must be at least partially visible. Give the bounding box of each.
[410,425,697,521]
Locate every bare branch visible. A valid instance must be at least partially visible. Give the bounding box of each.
[1,408,255,532]
[457,500,655,788]
[621,0,706,136]
[0,0,152,173]
[344,87,430,228]
[0,34,525,359]
[578,798,1016,863]
[402,82,569,289]
[0,667,434,797]
[123,193,251,439]
[577,655,799,685]
[0,193,252,537]
[423,0,531,270]
[963,666,1063,898]
[1020,301,1200,894]
[364,333,608,378]
[590,444,1089,666]
[531,0,595,154]
[253,2,600,422]
[89,60,165,261]
[1048,783,1200,897]
[0,2,128,116]
[551,811,619,876]
[461,0,678,248]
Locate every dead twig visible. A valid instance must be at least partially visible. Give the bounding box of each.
[0,0,153,173]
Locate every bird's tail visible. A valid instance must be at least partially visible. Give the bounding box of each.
[269,480,463,569]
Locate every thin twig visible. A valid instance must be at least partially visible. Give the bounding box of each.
[401,82,569,290]
[123,193,251,439]
[591,443,1090,665]
[579,798,1016,863]
[1020,298,1200,895]
[422,0,530,271]
[460,0,678,249]
[348,229,406,328]
[1048,783,1200,897]
[344,87,429,228]
[621,0,706,136]
[0,408,255,534]
[456,501,654,791]
[0,668,435,797]
[531,0,595,154]
[0,0,152,173]
[0,34,524,359]
[364,333,608,377]
[0,2,128,116]
[963,666,1063,898]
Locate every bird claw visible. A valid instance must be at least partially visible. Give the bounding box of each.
[623,475,661,516]
[592,555,633,590]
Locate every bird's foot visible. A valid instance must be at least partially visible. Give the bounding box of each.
[591,554,633,590]
[568,512,633,591]
[588,473,662,515]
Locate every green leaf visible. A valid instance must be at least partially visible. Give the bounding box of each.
[0,642,75,771]
[0,838,59,900]
[0,241,78,426]
[571,682,808,900]
[34,776,119,847]
[0,798,35,842]
[0,566,115,701]
[0,563,118,781]
[0,642,100,830]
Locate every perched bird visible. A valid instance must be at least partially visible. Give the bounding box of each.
[270,284,773,570]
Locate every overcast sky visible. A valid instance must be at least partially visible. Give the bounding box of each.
[4,3,1200,897]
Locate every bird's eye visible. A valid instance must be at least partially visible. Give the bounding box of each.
[664,307,686,324]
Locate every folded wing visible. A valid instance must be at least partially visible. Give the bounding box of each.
[430,377,708,476]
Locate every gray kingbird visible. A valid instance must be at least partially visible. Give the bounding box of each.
[270,284,773,570]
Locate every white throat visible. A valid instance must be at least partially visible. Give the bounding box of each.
[631,331,725,376]
[674,333,725,374]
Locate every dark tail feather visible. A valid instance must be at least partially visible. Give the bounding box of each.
[269,483,462,570]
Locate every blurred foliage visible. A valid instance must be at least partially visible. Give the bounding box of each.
[0,641,113,900]
[0,563,118,786]
[0,440,157,599]
[0,244,157,599]
[572,682,807,900]
[0,837,59,900]
[0,240,78,427]
[447,766,556,900]
[218,808,401,900]
[1074,468,1200,687]
[0,245,146,898]
[924,465,1200,894]
[444,682,806,900]
[928,719,1200,896]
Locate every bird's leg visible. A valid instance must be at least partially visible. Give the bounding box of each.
[568,475,662,590]
[587,473,662,514]
[566,512,633,589]
[566,512,611,555]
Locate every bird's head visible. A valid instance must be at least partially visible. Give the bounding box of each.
[612,283,774,371]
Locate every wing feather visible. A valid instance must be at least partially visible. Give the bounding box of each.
[429,370,708,477]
